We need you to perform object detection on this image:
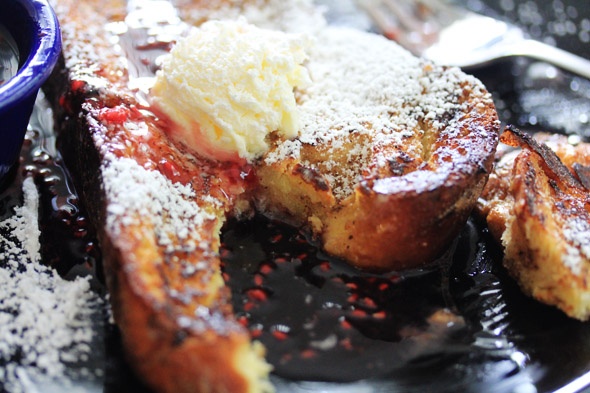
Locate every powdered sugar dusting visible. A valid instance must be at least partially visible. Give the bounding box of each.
[101,153,220,254]
[561,206,590,275]
[266,26,485,200]
[0,177,101,393]
[177,0,326,34]
[298,27,422,144]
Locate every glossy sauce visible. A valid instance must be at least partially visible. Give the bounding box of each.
[0,93,102,286]
[221,216,471,381]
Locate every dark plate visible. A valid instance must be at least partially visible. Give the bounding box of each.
[1,0,590,392]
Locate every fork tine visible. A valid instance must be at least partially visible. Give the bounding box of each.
[356,0,439,55]
[356,0,400,40]
[359,0,590,78]
[381,0,427,34]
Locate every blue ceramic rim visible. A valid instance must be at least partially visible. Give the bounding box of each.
[0,0,62,110]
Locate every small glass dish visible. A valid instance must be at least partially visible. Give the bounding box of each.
[0,0,61,183]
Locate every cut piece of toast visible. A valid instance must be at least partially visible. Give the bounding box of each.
[477,127,590,320]
[47,0,500,391]
[256,27,500,270]
[48,0,272,392]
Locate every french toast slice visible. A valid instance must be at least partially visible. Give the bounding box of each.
[47,0,500,391]
[477,126,590,320]
[256,27,500,271]
[47,0,272,392]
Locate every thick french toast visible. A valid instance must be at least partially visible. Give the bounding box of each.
[256,27,500,270]
[47,0,499,391]
[47,0,272,392]
[477,126,590,320]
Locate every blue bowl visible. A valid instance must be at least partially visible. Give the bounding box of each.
[0,0,61,182]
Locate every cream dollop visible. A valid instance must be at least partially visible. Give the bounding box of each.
[151,18,311,162]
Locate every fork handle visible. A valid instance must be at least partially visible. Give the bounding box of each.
[508,39,590,80]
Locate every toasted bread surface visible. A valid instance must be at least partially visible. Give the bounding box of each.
[478,128,590,320]
[49,0,273,392]
[256,28,499,270]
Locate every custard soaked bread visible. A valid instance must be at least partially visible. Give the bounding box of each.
[478,127,590,321]
[256,26,499,270]
[49,1,273,392]
[48,0,499,391]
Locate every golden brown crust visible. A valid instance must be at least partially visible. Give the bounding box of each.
[102,221,258,393]
[326,84,497,270]
[48,0,272,392]
[477,127,590,320]
[257,65,499,271]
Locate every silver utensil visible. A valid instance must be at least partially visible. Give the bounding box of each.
[357,0,590,79]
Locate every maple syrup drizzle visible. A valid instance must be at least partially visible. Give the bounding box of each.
[221,215,476,381]
[4,92,575,390]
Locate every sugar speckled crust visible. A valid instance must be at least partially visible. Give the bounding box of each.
[478,128,590,320]
[258,27,500,270]
[48,0,273,392]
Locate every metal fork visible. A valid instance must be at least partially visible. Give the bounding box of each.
[357,0,590,80]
